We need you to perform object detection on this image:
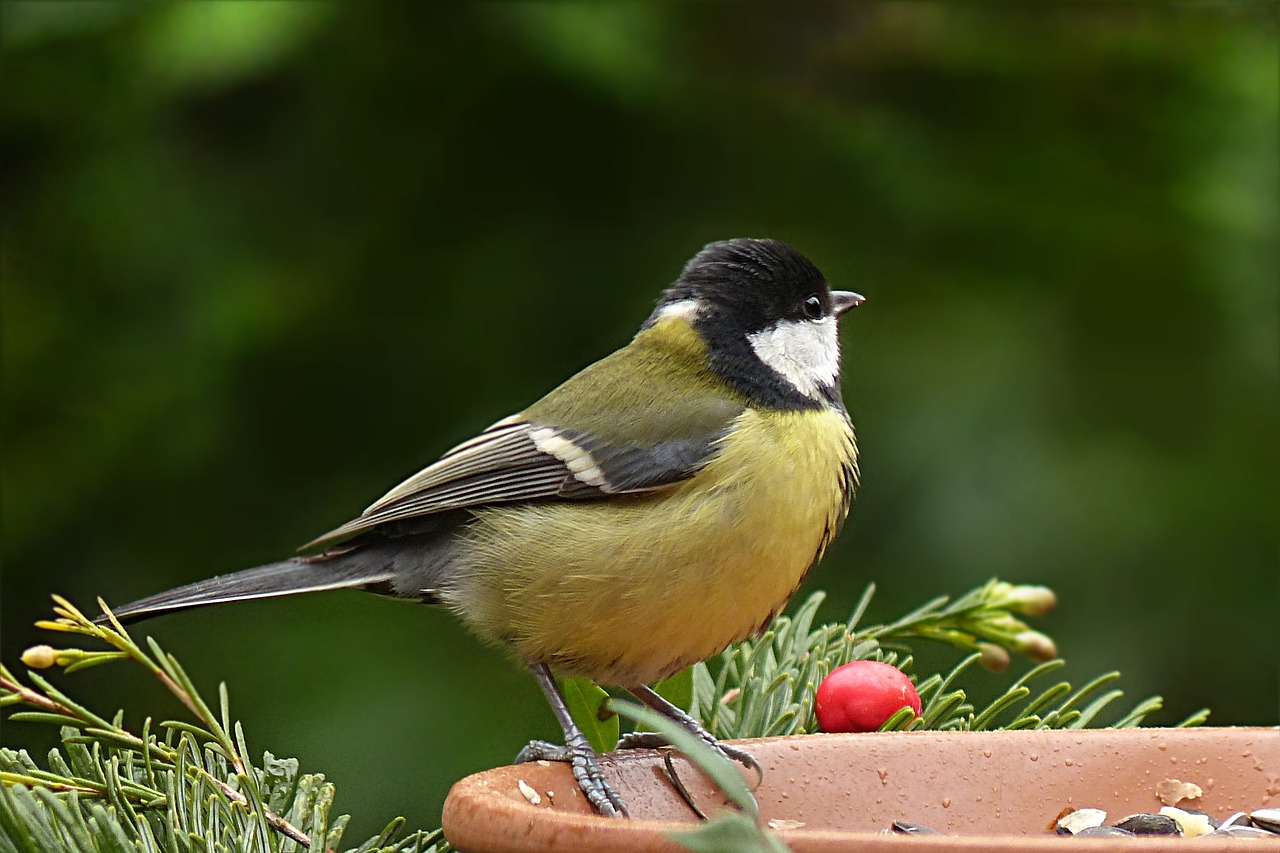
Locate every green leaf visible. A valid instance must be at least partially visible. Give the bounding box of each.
[349,816,405,853]
[1068,689,1125,728]
[845,584,876,633]
[670,812,790,853]
[557,676,618,756]
[921,689,972,729]
[878,706,918,732]
[1019,686,1072,727]
[654,667,694,713]
[1175,708,1211,728]
[688,662,718,725]
[1112,695,1164,729]
[970,686,1030,731]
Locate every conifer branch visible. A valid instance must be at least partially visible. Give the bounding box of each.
[1,600,448,853]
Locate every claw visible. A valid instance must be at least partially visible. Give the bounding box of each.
[525,664,630,818]
[626,684,765,790]
[515,739,569,764]
[710,740,764,790]
[516,736,628,817]
[617,728,764,789]
[615,731,668,751]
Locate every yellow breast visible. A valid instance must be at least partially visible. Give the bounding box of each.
[447,407,857,686]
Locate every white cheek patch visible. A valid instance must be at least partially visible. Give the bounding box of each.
[746,317,840,399]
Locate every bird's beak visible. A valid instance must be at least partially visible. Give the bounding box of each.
[832,291,866,316]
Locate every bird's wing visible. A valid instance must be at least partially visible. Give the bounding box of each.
[300,398,744,553]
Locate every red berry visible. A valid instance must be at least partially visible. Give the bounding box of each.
[815,660,922,733]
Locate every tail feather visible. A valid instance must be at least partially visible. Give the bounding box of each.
[99,558,395,625]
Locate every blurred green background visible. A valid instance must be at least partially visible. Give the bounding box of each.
[3,0,1276,838]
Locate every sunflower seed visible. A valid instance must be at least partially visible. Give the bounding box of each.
[1057,808,1108,835]
[1250,809,1280,833]
[1114,813,1181,835]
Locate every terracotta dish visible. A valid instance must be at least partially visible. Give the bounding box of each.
[443,727,1279,852]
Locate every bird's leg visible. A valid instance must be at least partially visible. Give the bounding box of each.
[619,684,763,785]
[514,663,629,818]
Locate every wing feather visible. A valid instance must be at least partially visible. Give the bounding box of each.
[301,401,744,553]
[365,418,530,510]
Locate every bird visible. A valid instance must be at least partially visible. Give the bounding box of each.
[100,237,864,817]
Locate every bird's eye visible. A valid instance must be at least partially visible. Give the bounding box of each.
[802,295,824,320]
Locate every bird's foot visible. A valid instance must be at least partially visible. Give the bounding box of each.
[515,739,569,763]
[515,738,629,818]
[615,730,762,785]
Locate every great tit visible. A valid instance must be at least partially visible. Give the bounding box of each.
[101,237,864,817]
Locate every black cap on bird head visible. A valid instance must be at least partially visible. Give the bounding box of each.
[647,238,864,412]
[653,239,828,331]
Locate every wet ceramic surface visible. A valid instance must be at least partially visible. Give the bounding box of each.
[443,727,1280,852]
